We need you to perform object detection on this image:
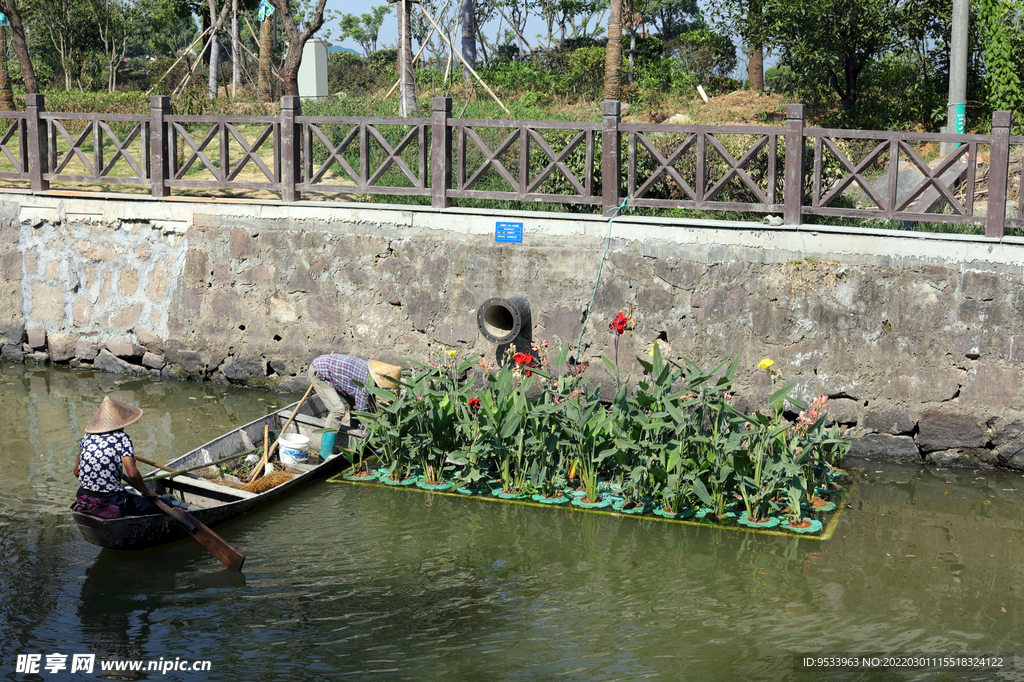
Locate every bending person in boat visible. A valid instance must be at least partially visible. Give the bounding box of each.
[307,355,401,459]
[73,397,185,516]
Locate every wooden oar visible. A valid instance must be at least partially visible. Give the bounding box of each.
[151,498,246,571]
[247,384,314,484]
[136,455,175,474]
[121,473,245,571]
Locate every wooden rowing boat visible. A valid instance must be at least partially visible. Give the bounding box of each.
[72,398,356,551]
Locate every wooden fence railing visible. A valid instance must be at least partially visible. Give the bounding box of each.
[9,94,1019,237]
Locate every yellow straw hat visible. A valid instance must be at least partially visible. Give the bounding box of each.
[84,397,144,434]
[368,360,401,390]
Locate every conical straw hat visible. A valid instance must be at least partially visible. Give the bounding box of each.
[368,360,401,390]
[84,397,144,434]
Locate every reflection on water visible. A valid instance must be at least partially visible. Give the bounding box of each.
[2,363,1023,681]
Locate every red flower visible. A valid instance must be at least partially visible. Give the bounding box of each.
[512,352,535,366]
[467,397,481,413]
[524,369,531,377]
[609,312,629,335]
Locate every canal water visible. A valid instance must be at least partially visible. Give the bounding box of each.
[2,363,1023,681]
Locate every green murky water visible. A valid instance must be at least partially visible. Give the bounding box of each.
[2,363,1023,681]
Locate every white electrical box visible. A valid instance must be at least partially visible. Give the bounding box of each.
[298,38,329,100]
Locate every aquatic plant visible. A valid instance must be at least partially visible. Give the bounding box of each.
[355,344,849,527]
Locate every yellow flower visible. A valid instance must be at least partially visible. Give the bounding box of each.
[446,349,457,358]
[758,358,774,370]
[648,339,671,357]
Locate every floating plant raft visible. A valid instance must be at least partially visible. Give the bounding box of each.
[328,467,858,540]
[333,348,855,541]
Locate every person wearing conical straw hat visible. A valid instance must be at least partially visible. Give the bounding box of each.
[73,397,168,516]
[308,354,401,459]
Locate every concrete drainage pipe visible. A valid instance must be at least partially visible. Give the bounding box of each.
[476,296,531,345]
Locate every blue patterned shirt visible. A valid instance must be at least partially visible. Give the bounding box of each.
[311,354,371,412]
[79,430,135,493]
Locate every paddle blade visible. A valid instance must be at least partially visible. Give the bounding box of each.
[154,499,246,571]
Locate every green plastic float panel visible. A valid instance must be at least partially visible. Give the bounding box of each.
[328,468,860,541]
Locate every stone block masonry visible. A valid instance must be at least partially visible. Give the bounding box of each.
[4,192,1024,469]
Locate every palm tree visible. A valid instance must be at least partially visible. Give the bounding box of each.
[258,16,272,102]
[603,0,623,100]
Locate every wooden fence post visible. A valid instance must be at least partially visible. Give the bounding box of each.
[26,93,48,192]
[431,96,452,209]
[150,96,170,198]
[280,95,300,202]
[986,110,1011,239]
[602,99,621,215]
[783,103,805,225]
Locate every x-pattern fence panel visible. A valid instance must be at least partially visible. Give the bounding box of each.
[165,115,280,191]
[1005,135,1024,230]
[623,123,785,212]
[296,116,429,195]
[11,96,1023,237]
[805,128,992,225]
[0,113,28,180]
[42,113,150,185]
[448,119,601,205]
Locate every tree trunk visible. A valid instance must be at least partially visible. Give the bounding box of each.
[231,0,239,97]
[201,11,212,67]
[208,0,220,99]
[460,0,476,85]
[0,27,12,111]
[258,17,272,102]
[282,43,299,96]
[0,0,36,94]
[628,31,635,84]
[746,0,763,91]
[270,0,328,97]
[747,46,763,90]
[603,0,622,100]
[208,31,220,98]
[397,0,418,115]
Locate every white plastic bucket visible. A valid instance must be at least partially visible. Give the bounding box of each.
[278,433,310,465]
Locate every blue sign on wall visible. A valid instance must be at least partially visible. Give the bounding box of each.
[495,222,523,243]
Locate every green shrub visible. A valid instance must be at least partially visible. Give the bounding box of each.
[480,61,558,94]
[567,46,606,100]
[667,29,736,84]
[366,48,398,73]
[765,65,799,95]
[328,52,385,95]
[42,89,150,115]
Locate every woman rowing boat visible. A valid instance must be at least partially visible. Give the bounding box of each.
[72,397,184,518]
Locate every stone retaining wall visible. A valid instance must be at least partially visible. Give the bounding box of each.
[3,192,1024,470]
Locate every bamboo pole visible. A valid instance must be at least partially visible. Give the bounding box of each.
[173,29,219,97]
[145,28,211,97]
[418,2,510,115]
[494,4,534,53]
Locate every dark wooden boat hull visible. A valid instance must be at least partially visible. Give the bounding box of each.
[72,398,353,551]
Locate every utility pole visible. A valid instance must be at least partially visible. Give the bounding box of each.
[943,0,968,156]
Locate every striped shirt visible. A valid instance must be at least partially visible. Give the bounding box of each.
[311,354,371,412]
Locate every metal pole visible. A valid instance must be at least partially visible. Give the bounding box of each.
[943,0,969,156]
